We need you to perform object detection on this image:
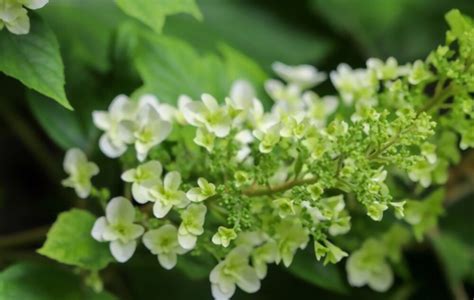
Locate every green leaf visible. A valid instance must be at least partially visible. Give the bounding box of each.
[432,232,474,284]
[0,262,116,300]
[286,249,349,294]
[125,23,267,104]
[165,0,332,68]
[115,0,202,33]
[38,0,124,72]
[38,209,114,270]
[0,15,70,109]
[27,91,91,150]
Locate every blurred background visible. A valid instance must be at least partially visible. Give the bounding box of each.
[0,0,473,299]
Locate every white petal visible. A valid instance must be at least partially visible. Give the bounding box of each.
[178,233,197,250]
[201,94,219,111]
[110,240,136,263]
[230,80,254,109]
[158,252,178,270]
[210,122,230,138]
[121,169,136,182]
[186,188,205,202]
[131,183,152,204]
[109,94,130,115]
[235,266,261,293]
[106,197,135,224]
[158,104,177,122]
[63,148,85,174]
[368,263,394,292]
[22,0,49,9]
[99,134,127,158]
[5,10,29,35]
[91,217,107,241]
[92,111,111,131]
[138,94,160,111]
[164,171,181,191]
[182,101,205,126]
[154,119,172,144]
[153,201,172,218]
[211,283,235,300]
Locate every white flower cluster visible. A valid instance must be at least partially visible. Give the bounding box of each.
[0,0,48,34]
[60,59,436,299]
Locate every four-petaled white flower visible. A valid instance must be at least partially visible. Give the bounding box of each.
[93,95,137,158]
[212,226,237,248]
[133,103,171,161]
[272,62,327,89]
[0,0,48,35]
[121,160,162,203]
[186,177,216,202]
[143,224,187,270]
[210,246,261,300]
[149,171,189,218]
[183,94,231,138]
[178,203,207,249]
[91,197,144,263]
[61,148,99,198]
[346,239,393,292]
[253,119,281,154]
[194,127,216,152]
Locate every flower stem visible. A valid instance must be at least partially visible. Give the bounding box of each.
[0,225,50,248]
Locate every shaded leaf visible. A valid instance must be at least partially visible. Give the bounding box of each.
[0,15,70,109]
[38,209,114,270]
[115,0,202,33]
[0,262,116,300]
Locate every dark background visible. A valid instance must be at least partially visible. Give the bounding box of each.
[1,0,473,299]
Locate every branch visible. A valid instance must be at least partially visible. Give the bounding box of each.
[0,225,50,248]
[242,177,318,197]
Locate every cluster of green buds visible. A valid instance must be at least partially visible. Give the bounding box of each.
[61,10,473,299]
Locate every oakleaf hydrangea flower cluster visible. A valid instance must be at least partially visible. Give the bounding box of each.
[61,11,473,299]
[0,0,48,34]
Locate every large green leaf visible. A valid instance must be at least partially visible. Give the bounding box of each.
[0,262,115,300]
[0,15,70,109]
[27,91,91,150]
[286,249,349,294]
[125,23,267,104]
[38,209,114,270]
[165,0,333,68]
[38,0,124,72]
[115,0,202,33]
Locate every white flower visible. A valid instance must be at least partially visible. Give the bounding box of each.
[252,240,279,279]
[272,62,326,89]
[302,91,339,127]
[159,95,192,124]
[194,127,215,152]
[210,246,261,300]
[183,94,231,138]
[313,240,348,265]
[346,240,393,292]
[143,224,187,270]
[253,119,281,154]
[178,203,207,249]
[149,171,189,218]
[61,148,99,198]
[274,219,309,267]
[121,160,162,204]
[229,79,255,111]
[330,63,377,105]
[211,226,237,248]
[93,95,137,158]
[91,197,144,263]
[264,79,302,112]
[0,0,48,35]
[133,103,172,161]
[186,177,216,202]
